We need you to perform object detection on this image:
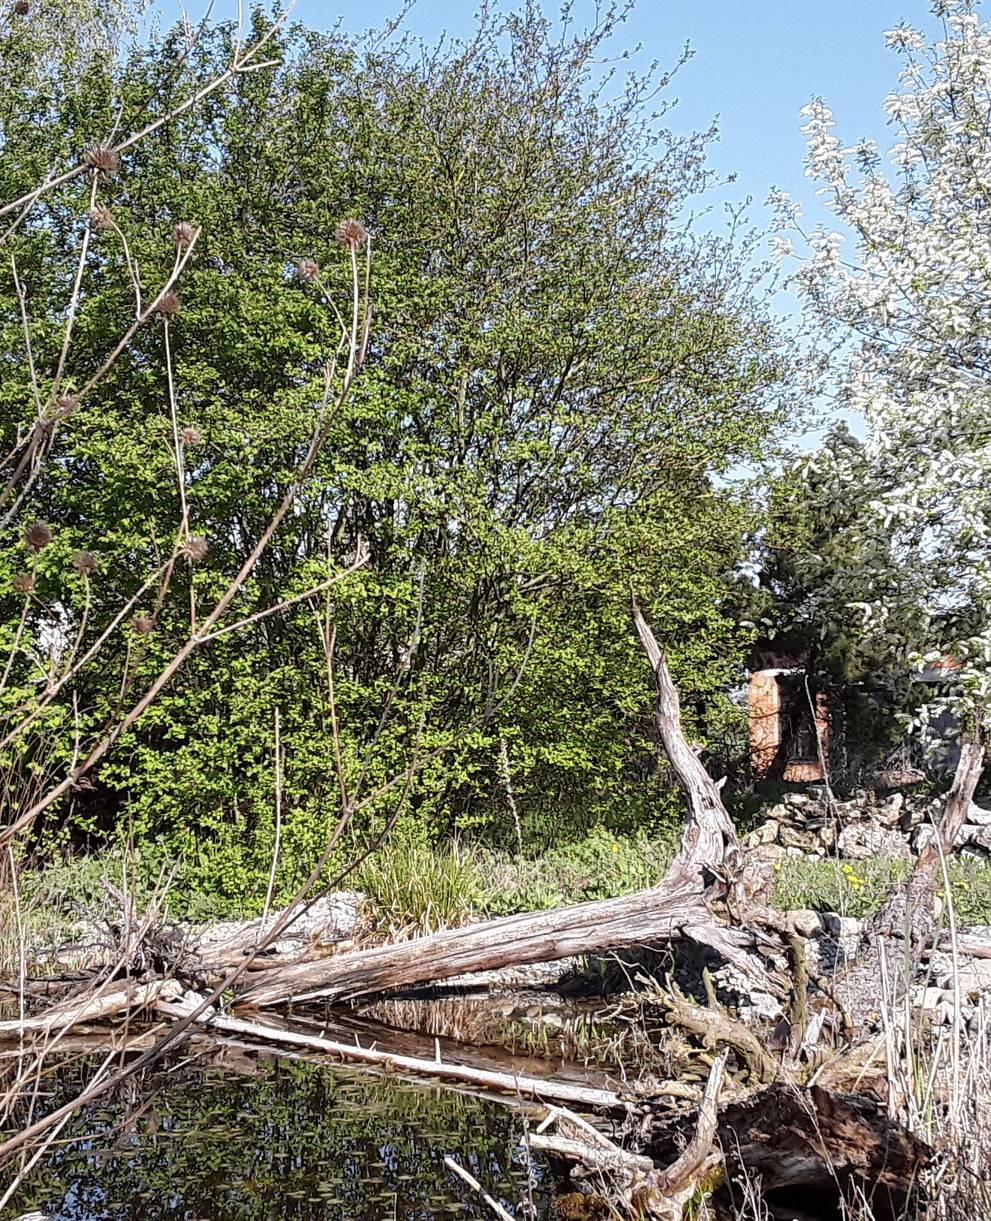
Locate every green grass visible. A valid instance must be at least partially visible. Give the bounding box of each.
[769,854,991,923]
[353,839,487,936]
[6,828,991,969]
[352,825,680,935]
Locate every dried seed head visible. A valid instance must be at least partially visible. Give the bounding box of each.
[89,204,113,230]
[132,615,155,635]
[184,536,209,562]
[84,144,119,175]
[72,550,97,576]
[157,290,181,317]
[23,522,52,551]
[12,573,34,594]
[13,1,30,15]
[335,219,368,249]
[55,392,79,418]
[296,258,319,283]
[179,425,201,445]
[173,221,195,247]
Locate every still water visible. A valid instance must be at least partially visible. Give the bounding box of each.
[3,1051,556,1220]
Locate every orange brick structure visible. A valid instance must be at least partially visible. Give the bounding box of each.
[748,663,829,782]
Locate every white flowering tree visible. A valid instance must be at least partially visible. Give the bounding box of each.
[773,0,991,853]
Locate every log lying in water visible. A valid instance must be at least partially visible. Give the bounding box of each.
[0,979,183,1040]
[154,989,633,1110]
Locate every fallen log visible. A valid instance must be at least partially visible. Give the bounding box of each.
[236,884,726,1007]
[645,1082,930,1221]
[154,989,634,1110]
[0,979,183,1040]
[234,604,773,1009]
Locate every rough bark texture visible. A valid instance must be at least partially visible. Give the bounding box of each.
[236,606,751,1008]
[236,884,710,1006]
[838,737,986,1028]
[646,1084,929,1221]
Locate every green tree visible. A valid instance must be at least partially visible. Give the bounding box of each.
[0,3,797,908]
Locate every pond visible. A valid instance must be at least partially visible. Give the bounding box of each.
[1,1048,559,1220]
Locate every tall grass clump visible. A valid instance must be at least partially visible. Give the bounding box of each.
[354,839,487,937]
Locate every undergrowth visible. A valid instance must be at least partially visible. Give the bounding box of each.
[5,830,991,965]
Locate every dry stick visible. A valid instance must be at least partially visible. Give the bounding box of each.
[443,1156,517,1221]
[0,15,289,225]
[934,830,963,1128]
[526,1132,654,1176]
[316,612,349,816]
[163,318,190,543]
[5,846,27,1059]
[51,174,100,399]
[260,707,283,935]
[200,564,367,645]
[498,735,524,856]
[76,234,200,402]
[9,254,42,416]
[152,995,627,1110]
[57,572,92,689]
[0,594,30,695]
[106,214,143,317]
[649,1046,729,1195]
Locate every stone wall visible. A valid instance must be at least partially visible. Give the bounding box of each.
[743,788,991,861]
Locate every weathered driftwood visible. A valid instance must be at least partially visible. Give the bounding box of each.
[154,990,631,1109]
[0,979,182,1039]
[443,1156,517,1221]
[646,1083,930,1221]
[236,887,729,1007]
[632,1048,728,1220]
[235,605,771,1009]
[536,1052,729,1221]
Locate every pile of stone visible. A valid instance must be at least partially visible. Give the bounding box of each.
[743,788,991,861]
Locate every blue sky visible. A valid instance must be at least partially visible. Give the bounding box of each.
[153,0,947,433]
[219,0,943,236]
[156,0,944,240]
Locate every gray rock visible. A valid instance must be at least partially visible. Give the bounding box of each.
[779,824,820,851]
[876,792,905,827]
[960,824,991,855]
[783,791,812,807]
[744,819,781,847]
[968,803,991,826]
[937,963,991,996]
[837,822,913,861]
[913,985,946,1012]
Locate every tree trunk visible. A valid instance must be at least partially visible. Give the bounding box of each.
[234,604,762,1009]
[838,736,986,1027]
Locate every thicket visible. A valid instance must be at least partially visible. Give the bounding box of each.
[0,1,798,911]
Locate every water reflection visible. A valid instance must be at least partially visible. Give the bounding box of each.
[3,1052,554,1220]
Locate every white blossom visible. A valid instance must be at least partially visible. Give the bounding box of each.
[785,1,991,733]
